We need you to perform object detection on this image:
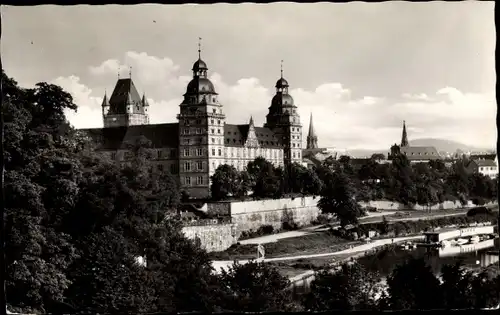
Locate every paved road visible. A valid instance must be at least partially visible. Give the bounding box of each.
[212,235,423,274]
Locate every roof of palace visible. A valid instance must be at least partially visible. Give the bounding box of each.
[223,124,283,149]
[81,123,179,150]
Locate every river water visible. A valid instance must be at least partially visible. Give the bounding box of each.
[356,238,500,277]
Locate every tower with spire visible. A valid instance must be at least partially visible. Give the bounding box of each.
[306,113,318,149]
[401,120,409,147]
[177,37,225,196]
[264,60,303,165]
[101,68,149,127]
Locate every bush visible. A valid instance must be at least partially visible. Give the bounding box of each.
[239,225,276,240]
[471,197,487,206]
[366,206,378,212]
[467,206,492,217]
[312,214,332,226]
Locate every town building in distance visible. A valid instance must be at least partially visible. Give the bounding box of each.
[81,47,303,198]
[388,120,442,163]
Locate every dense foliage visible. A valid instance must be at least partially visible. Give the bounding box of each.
[307,259,500,311]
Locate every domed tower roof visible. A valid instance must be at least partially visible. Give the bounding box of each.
[184,38,218,96]
[275,77,289,89]
[271,93,294,107]
[192,58,208,72]
[185,77,217,95]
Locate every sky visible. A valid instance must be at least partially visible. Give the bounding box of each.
[2,2,496,150]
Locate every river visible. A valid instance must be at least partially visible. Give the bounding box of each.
[356,238,500,277]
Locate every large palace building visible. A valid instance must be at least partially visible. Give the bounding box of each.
[82,48,305,198]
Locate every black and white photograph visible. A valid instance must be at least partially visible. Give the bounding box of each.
[1,1,498,314]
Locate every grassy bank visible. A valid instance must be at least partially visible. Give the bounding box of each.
[210,212,497,262]
[209,229,362,260]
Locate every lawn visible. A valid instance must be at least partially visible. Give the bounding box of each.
[208,229,363,260]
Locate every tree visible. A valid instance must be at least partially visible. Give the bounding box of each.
[3,71,220,314]
[218,261,294,312]
[371,153,385,161]
[247,157,281,198]
[386,258,442,310]
[440,262,476,309]
[391,154,416,205]
[3,71,80,313]
[304,262,381,311]
[210,164,244,200]
[64,136,218,314]
[302,168,323,195]
[318,170,365,227]
[288,163,323,195]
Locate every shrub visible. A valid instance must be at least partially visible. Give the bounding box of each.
[366,206,378,212]
[313,214,332,226]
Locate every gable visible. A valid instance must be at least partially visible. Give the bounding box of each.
[224,124,282,149]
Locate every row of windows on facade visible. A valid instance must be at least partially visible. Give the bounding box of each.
[405,151,435,156]
[155,163,178,174]
[182,156,286,173]
[479,166,497,171]
[183,176,204,186]
[107,146,299,162]
[182,147,285,159]
[182,126,301,137]
[186,96,217,103]
[110,149,178,160]
[183,136,302,148]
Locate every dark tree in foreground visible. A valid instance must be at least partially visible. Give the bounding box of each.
[385,258,442,310]
[218,261,295,312]
[304,262,381,311]
[440,262,476,309]
[3,71,80,313]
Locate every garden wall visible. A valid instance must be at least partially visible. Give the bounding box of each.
[182,221,240,252]
[214,196,321,234]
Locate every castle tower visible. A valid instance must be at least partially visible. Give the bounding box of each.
[306,113,318,149]
[401,120,409,147]
[177,38,225,198]
[102,71,149,128]
[264,60,302,165]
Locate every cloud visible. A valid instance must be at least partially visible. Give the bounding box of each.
[51,75,104,129]
[56,51,496,150]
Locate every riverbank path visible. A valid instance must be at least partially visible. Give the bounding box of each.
[239,209,473,245]
[212,235,424,274]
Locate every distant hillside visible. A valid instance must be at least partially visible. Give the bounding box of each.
[409,138,492,153]
[345,138,494,159]
[347,149,387,158]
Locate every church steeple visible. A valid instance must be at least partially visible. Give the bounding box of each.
[307,113,318,149]
[401,120,409,147]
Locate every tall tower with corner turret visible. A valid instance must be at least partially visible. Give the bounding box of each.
[264,61,303,166]
[177,38,225,197]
